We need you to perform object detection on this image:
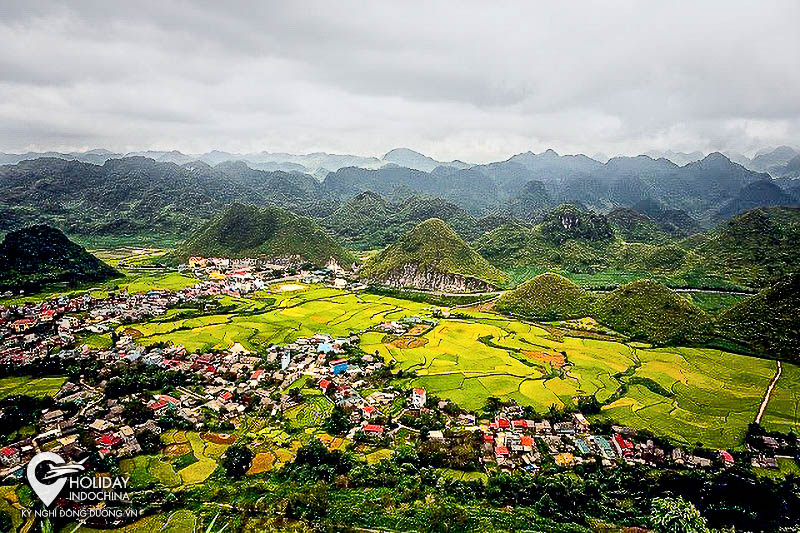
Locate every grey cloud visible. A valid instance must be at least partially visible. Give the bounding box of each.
[0,0,798,161]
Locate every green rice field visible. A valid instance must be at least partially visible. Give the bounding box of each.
[0,376,66,399]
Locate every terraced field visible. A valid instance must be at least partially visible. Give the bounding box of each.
[123,285,799,449]
[761,363,800,433]
[365,311,786,448]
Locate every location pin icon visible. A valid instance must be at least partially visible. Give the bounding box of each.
[27,452,68,507]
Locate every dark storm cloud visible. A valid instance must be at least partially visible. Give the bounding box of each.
[0,0,798,161]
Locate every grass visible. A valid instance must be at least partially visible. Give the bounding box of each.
[76,332,113,349]
[753,457,800,479]
[688,292,747,314]
[0,270,195,305]
[157,430,227,485]
[119,455,181,488]
[0,376,66,399]
[761,362,800,434]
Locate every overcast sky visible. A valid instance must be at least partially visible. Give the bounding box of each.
[1,1,798,162]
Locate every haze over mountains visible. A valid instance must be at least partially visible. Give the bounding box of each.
[3,145,798,176]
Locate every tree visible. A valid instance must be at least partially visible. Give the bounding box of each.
[221,444,253,478]
[324,406,351,436]
[650,497,709,533]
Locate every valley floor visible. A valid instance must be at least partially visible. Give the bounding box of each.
[123,283,797,449]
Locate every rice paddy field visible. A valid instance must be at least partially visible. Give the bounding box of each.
[0,376,67,399]
[122,284,800,449]
[128,284,430,353]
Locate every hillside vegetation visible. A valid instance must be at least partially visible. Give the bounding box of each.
[0,225,119,292]
[322,192,480,249]
[175,203,355,267]
[497,275,712,345]
[494,273,596,320]
[360,218,506,291]
[686,207,800,287]
[716,273,800,360]
[595,280,711,345]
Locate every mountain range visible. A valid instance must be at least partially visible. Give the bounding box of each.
[1,148,798,249]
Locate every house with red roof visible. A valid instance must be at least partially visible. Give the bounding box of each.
[148,400,167,412]
[496,418,511,429]
[719,450,734,467]
[613,434,634,457]
[363,405,377,418]
[219,391,234,403]
[362,424,384,435]
[11,318,35,333]
[96,433,122,448]
[319,379,331,392]
[0,446,20,466]
[159,394,181,407]
[495,445,509,456]
[411,388,426,408]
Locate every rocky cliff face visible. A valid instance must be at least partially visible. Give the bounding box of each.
[365,263,494,292]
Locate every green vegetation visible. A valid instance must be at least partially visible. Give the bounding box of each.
[0,225,119,292]
[496,275,715,346]
[366,286,492,307]
[687,292,747,314]
[716,273,800,360]
[128,286,429,353]
[0,376,66,399]
[174,202,355,267]
[686,207,800,287]
[595,280,711,345]
[362,309,778,448]
[607,207,672,244]
[539,204,614,244]
[495,273,597,320]
[361,218,507,289]
[285,394,334,430]
[322,192,482,249]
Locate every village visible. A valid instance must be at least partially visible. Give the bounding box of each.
[0,257,792,488]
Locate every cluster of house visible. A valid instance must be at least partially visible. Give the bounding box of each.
[182,256,362,292]
[0,380,157,479]
[479,407,737,471]
[374,316,436,336]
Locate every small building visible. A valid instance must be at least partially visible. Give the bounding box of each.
[411,388,427,408]
[330,359,348,375]
[0,447,20,466]
[362,424,385,436]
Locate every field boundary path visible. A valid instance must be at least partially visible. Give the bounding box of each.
[755,360,782,424]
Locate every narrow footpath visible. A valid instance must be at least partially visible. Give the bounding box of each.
[755,360,783,424]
